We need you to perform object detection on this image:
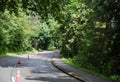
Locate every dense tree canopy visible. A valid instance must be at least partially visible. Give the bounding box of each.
[0,0,68,19]
[0,0,120,81]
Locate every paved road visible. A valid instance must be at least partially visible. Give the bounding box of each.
[0,51,80,82]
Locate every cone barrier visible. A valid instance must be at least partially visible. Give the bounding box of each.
[15,68,20,82]
[17,58,21,64]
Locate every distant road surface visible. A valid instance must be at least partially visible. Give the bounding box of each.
[0,51,80,82]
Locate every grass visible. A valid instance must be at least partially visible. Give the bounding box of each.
[0,52,25,58]
[0,49,40,58]
[62,57,112,82]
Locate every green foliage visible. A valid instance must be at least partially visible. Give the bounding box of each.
[0,0,68,19]
[21,0,69,19]
[0,26,9,54]
[60,0,92,58]
[47,16,61,49]
[37,16,60,50]
[85,0,120,77]
[0,0,21,14]
[0,0,120,81]
[0,11,11,54]
[59,0,120,81]
[0,9,39,54]
[37,21,51,50]
[110,75,120,82]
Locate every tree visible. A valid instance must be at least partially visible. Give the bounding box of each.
[0,9,40,53]
[60,0,92,58]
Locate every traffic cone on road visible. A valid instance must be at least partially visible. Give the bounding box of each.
[17,58,21,64]
[15,68,20,82]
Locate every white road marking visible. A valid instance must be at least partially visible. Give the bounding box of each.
[11,76,15,82]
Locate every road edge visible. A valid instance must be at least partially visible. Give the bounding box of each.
[51,56,91,82]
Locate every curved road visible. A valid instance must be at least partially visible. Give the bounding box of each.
[0,51,80,82]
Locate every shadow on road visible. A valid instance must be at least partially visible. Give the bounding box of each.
[0,51,55,67]
[0,50,75,82]
[25,76,75,82]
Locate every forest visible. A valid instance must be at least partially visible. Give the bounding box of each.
[0,0,120,81]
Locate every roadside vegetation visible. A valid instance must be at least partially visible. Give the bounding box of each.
[0,0,119,82]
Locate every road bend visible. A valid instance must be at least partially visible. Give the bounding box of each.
[0,51,80,82]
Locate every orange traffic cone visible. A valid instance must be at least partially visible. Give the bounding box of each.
[15,68,20,82]
[17,58,21,64]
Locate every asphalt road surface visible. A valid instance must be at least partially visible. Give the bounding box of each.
[0,51,80,82]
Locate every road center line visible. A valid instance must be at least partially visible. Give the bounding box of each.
[11,76,15,82]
